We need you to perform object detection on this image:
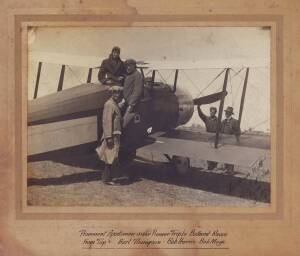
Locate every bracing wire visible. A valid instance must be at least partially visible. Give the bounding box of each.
[156,70,167,83]
[165,70,175,82]
[229,68,248,108]
[232,67,244,77]
[214,68,244,108]
[66,65,83,84]
[228,68,270,133]
[228,70,234,107]
[197,68,226,96]
[144,70,152,77]
[144,69,173,82]
[242,119,270,134]
[181,70,202,95]
[153,67,228,97]
[230,67,262,93]
[232,71,244,106]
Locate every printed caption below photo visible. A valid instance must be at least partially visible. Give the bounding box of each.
[79,228,229,250]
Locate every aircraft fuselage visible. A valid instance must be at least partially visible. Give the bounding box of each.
[28,82,194,155]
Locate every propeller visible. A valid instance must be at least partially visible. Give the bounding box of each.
[193,91,227,106]
[136,61,149,65]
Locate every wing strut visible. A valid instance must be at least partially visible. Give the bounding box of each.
[214,68,230,148]
[33,62,42,99]
[139,67,145,79]
[150,70,156,94]
[57,64,66,91]
[238,67,249,126]
[172,69,179,93]
[87,68,93,83]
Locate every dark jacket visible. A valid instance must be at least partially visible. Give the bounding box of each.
[102,98,122,140]
[197,106,218,133]
[221,117,241,136]
[98,55,125,84]
[123,69,144,107]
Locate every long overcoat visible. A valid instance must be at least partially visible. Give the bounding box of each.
[96,98,122,164]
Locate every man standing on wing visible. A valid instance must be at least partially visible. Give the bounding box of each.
[122,59,144,127]
[221,106,241,174]
[98,46,126,85]
[197,105,219,170]
[96,86,123,185]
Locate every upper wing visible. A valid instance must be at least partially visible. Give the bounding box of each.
[29,83,109,125]
[29,52,101,68]
[30,52,268,69]
[138,59,268,70]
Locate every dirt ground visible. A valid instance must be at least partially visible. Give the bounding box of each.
[27,149,270,207]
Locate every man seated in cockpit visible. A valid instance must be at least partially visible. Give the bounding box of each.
[98,46,126,85]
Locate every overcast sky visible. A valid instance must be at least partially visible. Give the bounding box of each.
[28,27,270,132]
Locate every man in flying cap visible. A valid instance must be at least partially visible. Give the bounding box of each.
[122,58,144,127]
[197,105,218,133]
[221,106,241,174]
[96,85,123,185]
[98,46,126,85]
[197,105,218,170]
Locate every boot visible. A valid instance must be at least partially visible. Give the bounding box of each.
[102,164,112,182]
[207,161,217,170]
[224,164,235,175]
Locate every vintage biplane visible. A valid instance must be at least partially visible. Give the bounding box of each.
[28,59,270,175]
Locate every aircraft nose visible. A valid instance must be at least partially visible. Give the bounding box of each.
[175,87,194,126]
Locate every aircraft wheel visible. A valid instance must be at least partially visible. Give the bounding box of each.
[172,156,190,175]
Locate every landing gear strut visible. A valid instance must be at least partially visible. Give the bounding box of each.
[164,154,191,175]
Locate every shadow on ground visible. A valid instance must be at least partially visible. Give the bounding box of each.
[132,161,270,203]
[28,150,270,203]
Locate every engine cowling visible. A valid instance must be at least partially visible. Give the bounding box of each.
[149,83,194,131]
[174,87,194,127]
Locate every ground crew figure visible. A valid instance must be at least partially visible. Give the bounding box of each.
[197,105,218,132]
[96,86,123,185]
[122,59,144,127]
[221,106,241,174]
[98,46,126,85]
[197,105,218,170]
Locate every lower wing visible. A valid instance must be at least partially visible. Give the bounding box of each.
[28,116,99,156]
[137,130,270,168]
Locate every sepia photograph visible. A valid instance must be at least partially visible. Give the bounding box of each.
[26,26,271,207]
[2,0,300,254]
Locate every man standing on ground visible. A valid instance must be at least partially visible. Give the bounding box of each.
[96,86,123,185]
[197,105,218,170]
[221,106,241,174]
[98,46,126,85]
